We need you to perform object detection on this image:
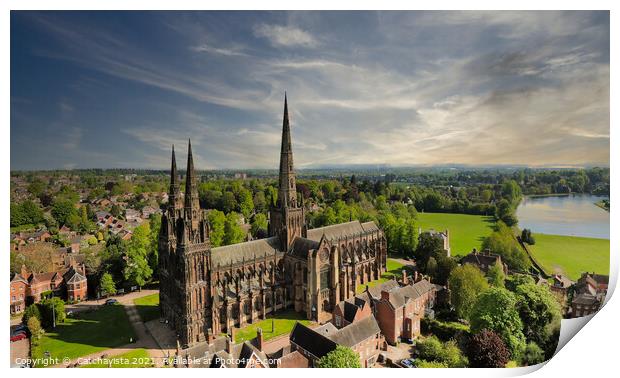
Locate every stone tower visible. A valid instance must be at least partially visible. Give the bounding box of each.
[159,140,212,348]
[269,94,306,251]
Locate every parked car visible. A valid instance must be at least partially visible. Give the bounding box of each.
[13,325,30,337]
[399,358,417,368]
[10,332,27,342]
[105,298,118,305]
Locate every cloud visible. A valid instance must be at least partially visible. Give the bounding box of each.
[190,43,248,56]
[253,23,319,47]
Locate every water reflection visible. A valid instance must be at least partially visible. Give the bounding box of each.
[516,194,609,239]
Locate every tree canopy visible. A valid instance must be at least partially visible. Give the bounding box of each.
[448,264,489,319]
[315,345,361,368]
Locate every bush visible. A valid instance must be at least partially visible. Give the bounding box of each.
[421,318,470,342]
[416,336,468,368]
[22,304,41,324]
[416,360,448,368]
[519,342,546,366]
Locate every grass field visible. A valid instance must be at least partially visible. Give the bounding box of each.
[416,212,496,256]
[80,348,154,368]
[31,304,136,366]
[356,259,405,293]
[529,233,610,280]
[133,293,160,322]
[234,309,313,343]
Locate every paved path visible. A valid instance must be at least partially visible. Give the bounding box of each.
[10,338,30,367]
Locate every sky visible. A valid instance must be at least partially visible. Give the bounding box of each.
[10,11,610,170]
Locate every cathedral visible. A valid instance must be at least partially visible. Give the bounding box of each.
[159,95,388,348]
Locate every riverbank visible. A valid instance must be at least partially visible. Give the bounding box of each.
[595,199,610,212]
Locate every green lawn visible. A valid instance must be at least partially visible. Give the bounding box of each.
[80,348,154,368]
[356,259,405,293]
[31,304,136,366]
[529,233,610,280]
[417,213,495,256]
[133,293,160,322]
[234,310,313,343]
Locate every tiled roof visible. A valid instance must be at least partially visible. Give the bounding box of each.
[211,237,280,266]
[290,322,337,359]
[328,315,381,347]
[278,350,309,368]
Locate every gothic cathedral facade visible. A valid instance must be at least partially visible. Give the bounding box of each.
[159,95,388,348]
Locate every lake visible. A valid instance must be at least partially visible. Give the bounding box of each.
[516,194,609,239]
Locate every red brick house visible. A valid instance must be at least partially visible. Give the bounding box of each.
[570,272,609,318]
[372,279,437,345]
[63,266,88,302]
[10,272,28,314]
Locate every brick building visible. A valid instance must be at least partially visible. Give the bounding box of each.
[460,248,508,275]
[10,273,28,314]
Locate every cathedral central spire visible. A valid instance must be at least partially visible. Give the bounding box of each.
[278,92,297,208]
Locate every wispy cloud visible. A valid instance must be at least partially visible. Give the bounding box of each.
[253,23,319,48]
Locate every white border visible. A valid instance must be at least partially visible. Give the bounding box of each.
[2,2,616,378]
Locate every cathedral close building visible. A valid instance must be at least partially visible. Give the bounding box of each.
[159,95,388,348]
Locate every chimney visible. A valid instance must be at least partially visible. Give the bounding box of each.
[402,270,408,285]
[256,327,264,351]
[413,271,419,283]
[472,248,478,254]
[380,290,390,302]
[20,265,29,279]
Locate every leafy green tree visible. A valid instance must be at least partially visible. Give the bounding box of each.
[448,264,489,319]
[467,329,511,368]
[220,192,237,214]
[416,360,448,368]
[521,229,535,245]
[148,214,161,276]
[487,263,505,287]
[316,345,361,368]
[253,191,267,213]
[482,221,530,271]
[250,213,268,238]
[22,304,41,324]
[514,283,562,347]
[470,287,526,359]
[10,200,45,227]
[238,189,255,219]
[519,342,545,366]
[505,274,535,292]
[415,232,444,268]
[223,212,245,245]
[39,297,66,328]
[99,272,117,297]
[51,199,78,227]
[207,210,226,247]
[123,223,153,288]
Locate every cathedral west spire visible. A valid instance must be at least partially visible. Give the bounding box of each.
[184,139,200,215]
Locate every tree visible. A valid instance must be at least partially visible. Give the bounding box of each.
[519,342,545,366]
[415,232,444,269]
[27,317,43,345]
[223,212,245,246]
[238,189,255,219]
[448,264,489,319]
[123,223,153,288]
[99,272,117,297]
[315,345,361,368]
[425,256,438,277]
[220,192,237,213]
[207,210,226,247]
[51,199,78,227]
[521,229,535,245]
[39,297,66,328]
[486,263,505,287]
[148,214,162,276]
[467,329,511,368]
[514,283,562,347]
[470,287,526,359]
[482,221,530,271]
[22,304,41,324]
[250,213,268,238]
